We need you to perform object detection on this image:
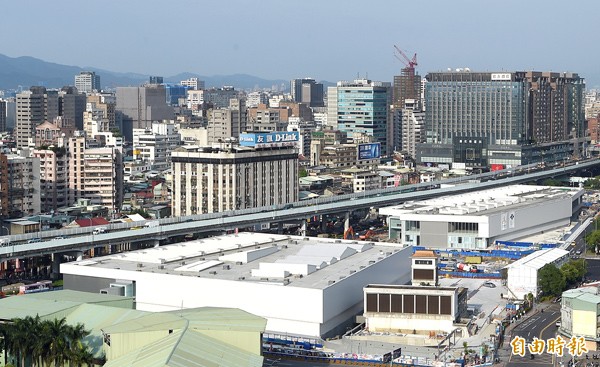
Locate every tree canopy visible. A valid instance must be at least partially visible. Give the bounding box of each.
[560,259,587,286]
[0,315,95,367]
[539,263,566,297]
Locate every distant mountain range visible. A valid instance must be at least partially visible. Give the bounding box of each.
[0,54,301,91]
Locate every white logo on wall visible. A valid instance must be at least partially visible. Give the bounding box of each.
[508,211,516,229]
[491,73,511,81]
[501,212,507,231]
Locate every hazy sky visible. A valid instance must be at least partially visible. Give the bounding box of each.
[2,0,599,87]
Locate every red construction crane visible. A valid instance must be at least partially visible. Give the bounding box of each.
[394,45,418,69]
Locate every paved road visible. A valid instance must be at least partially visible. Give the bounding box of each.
[504,303,561,367]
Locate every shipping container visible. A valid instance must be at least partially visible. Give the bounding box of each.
[464,256,482,264]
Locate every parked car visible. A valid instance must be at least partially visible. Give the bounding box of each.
[556,321,561,328]
[482,282,496,288]
[93,227,107,235]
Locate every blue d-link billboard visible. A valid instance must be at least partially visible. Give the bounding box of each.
[239,132,300,147]
[358,142,381,160]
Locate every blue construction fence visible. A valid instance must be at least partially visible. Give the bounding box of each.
[439,270,502,279]
[495,240,557,249]
[412,246,536,260]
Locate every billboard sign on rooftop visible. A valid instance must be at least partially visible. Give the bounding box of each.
[239,132,300,148]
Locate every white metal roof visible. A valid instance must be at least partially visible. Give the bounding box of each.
[380,184,581,217]
[505,248,569,270]
[65,232,406,289]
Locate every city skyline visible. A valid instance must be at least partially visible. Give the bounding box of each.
[1,0,599,88]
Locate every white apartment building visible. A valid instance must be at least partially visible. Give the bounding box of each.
[247,91,269,108]
[83,102,110,137]
[171,145,299,216]
[287,118,316,157]
[6,153,41,217]
[68,133,123,212]
[186,89,204,112]
[133,122,180,171]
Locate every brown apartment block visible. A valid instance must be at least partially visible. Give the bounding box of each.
[526,71,584,143]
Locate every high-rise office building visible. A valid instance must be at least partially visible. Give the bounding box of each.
[417,70,585,167]
[290,78,324,107]
[15,87,59,148]
[74,71,101,93]
[116,85,174,142]
[171,143,299,216]
[327,79,392,155]
[180,77,205,90]
[149,76,164,85]
[59,86,87,130]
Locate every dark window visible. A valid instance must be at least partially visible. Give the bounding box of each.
[379,294,391,312]
[366,293,378,312]
[440,296,452,315]
[404,295,414,313]
[416,295,427,314]
[413,269,434,281]
[391,294,403,313]
[428,295,440,314]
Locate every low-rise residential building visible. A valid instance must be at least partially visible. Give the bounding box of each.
[560,286,600,351]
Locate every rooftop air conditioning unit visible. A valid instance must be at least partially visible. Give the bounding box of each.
[223,265,230,270]
[209,271,217,275]
[158,265,165,270]
[137,263,143,268]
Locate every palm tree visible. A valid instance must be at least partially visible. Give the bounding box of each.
[67,323,93,367]
[2,316,93,367]
[12,316,37,367]
[44,317,71,367]
[68,343,95,367]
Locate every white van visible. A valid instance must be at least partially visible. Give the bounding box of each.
[93,227,107,235]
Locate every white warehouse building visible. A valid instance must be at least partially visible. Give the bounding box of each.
[60,233,412,338]
[380,185,584,249]
[505,248,570,299]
